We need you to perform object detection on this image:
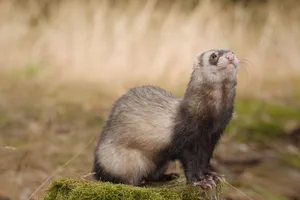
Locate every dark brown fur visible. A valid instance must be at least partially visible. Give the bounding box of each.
[152,66,237,184]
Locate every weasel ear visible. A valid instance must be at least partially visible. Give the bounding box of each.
[193,53,203,69]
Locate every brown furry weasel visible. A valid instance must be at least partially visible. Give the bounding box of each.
[93,49,240,188]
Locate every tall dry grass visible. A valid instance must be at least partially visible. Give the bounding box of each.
[0,0,300,98]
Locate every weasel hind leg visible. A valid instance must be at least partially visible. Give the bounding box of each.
[146,162,179,182]
[93,156,124,184]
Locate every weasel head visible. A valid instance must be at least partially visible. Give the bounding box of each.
[193,49,240,83]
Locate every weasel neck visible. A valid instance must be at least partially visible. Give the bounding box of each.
[180,69,237,121]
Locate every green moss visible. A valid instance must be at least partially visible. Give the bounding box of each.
[226,99,300,144]
[43,178,224,200]
[280,154,300,169]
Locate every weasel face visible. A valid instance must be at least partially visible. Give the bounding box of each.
[194,49,240,82]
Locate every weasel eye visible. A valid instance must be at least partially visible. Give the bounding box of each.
[210,53,217,60]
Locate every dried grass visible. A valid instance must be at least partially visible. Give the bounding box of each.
[0,0,299,98]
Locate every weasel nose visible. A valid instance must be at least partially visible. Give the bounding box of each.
[225,52,234,62]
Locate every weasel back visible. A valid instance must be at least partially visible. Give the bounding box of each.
[94,85,180,185]
[102,85,180,151]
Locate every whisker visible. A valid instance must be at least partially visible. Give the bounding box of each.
[240,61,250,70]
[240,58,253,68]
[240,61,251,71]
[238,58,253,79]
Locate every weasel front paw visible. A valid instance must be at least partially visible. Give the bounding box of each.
[191,175,216,189]
[190,171,225,190]
[204,171,225,182]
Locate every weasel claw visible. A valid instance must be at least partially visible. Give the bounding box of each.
[192,179,214,189]
[205,171,225,182]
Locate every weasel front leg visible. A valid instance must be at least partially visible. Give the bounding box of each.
[178,141,222,189]
[179,149,214,189]
[203,131,225,183]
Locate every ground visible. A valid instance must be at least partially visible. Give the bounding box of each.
[0,73,300,200]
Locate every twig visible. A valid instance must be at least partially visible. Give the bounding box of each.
[27,136,97,200]
[223,180,254,200]
[3,146,17,151]
[80,172,96,180]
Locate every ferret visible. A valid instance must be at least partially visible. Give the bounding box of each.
[93,49,240,188]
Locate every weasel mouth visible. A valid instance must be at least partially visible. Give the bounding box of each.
[219,64,235,71]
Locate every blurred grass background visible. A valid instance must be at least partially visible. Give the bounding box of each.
[0,0,300,200]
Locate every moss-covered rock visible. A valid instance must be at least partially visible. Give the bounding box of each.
[43,178,224,200]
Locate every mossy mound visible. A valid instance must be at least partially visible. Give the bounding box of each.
[43,178,224,200]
